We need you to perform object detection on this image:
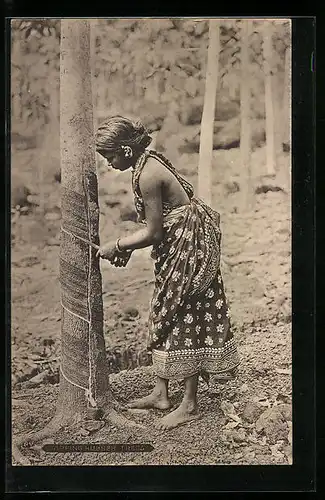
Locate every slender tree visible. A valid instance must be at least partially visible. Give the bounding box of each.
[198,19,220,206]
[11,25,21,126]
[240,19,253,210]
[263,21,276,176]
[282,44,291,149]
[12,19,137,466]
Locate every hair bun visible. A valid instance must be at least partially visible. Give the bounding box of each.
[95,115,152,154]
[132,120,151,148]
[133,120,146,133]
[141,136,152,148]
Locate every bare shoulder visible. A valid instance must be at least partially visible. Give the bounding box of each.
[139,156,164,190]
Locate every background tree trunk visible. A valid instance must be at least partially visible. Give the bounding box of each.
[89,19,98,132]
[240,19,253,211]
[11,35,21,125]
[38,75,59,214]
[282,45,291,149]
[281,44,291,190]
[198,19,220,206]
[263,22,276,176]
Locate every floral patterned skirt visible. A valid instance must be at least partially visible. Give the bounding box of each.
[147,198,240,381]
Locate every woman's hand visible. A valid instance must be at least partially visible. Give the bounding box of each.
[111,250,132,268]
[96,241,132,267]
[96,241,117,261]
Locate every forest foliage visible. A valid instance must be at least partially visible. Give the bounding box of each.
[11,18,290,137]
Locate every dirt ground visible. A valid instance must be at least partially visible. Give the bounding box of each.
[10,145,292,466]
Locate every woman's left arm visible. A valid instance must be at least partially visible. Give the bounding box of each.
[116,166,164,251]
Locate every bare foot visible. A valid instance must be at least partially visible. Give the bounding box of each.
[155,401,200,430]
[128,392,171,410]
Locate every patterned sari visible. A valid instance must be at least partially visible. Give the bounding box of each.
[132,150,240,381]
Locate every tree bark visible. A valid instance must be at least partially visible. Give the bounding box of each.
[240,19,253,211]
[59,19,110,418]
[198,19,220,207]
[263,22,276,175]
[12,19,139,466]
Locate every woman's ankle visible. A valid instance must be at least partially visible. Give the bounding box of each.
[153,378,169,399]
[180,397,197,412]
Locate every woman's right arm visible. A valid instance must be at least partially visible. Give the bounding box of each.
[116,163,164,251]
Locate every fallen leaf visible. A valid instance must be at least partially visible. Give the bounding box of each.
[252,395,268,403]
[229,413,242,423]
[231,430,247,443]
[271,448,284,460]
[275,368,292,375]
[225,421,240,430]
[283,444,292,464]
[127,408,149,415]
[287,421,292,445]
[244,450,256,461]
[24,370,50,387]
[270,443,282,456]
[220,401,241,424]
[259,400,272,407]
[12,399,31,408]
[78,428,90,437]
[261,436,267,446]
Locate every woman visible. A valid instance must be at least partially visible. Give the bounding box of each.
[96,116,240,430]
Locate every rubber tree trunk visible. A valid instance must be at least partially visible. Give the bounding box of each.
[240,19,253,211]
[198,19,220,207]
[12,20,140,466]
[59,19,110,421]
[263,21,276,175]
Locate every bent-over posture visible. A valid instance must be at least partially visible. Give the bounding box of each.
[96,116,240,429]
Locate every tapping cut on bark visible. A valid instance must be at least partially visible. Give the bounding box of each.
[12,19,141,467]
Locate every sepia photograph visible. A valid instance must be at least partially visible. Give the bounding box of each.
[10,17,292,467]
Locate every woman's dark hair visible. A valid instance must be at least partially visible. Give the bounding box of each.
[95,115,152,155]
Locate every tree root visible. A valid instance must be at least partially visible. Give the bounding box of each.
[12,415,63,466]
[104,407,146,429]
[12,402,146,466]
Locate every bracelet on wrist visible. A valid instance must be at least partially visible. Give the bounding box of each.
[115,238,123,252]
